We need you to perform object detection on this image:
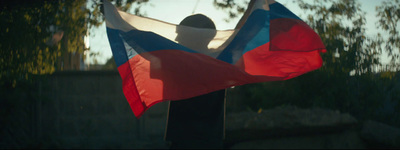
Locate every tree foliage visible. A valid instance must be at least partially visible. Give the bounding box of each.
[219,0,400,127]
[376,0,400,65]
[213,0,249,22]
[0,0,148,87]
[297,0,381,75]
[2,0,399,126]
[0,0,87,87]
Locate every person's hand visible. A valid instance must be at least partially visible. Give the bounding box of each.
[234,0,255,29]
[235,0,277,29]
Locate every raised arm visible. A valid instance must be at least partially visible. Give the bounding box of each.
[234,0,276,29]
[234,0,255,29]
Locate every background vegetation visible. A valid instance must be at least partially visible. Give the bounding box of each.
[226,0,400,128]
[0,0,148,88]
[1,0,399,128]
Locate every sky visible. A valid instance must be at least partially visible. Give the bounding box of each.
[87,0,391,65]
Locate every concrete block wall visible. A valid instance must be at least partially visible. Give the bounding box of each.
[6,71,397,149]
[37,71,169,148]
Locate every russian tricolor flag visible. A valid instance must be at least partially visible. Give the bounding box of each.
[104,0,326,118]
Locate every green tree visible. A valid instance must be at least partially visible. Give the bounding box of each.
[213,0,383,75]
[213,0,249,22]
[0,1,72,87]
[297,0,381,75]
[376,0,400,66]
[0,0,148,87]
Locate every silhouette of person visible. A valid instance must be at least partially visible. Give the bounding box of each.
[164,1,265,148]
[164,14,226,149]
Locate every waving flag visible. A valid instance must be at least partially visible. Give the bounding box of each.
[104,0,326,118]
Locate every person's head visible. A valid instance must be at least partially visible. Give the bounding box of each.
[179,14,216,29]
[175,14,217,49]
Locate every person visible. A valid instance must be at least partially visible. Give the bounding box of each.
[164,0,275,149]
[164,14,226,149]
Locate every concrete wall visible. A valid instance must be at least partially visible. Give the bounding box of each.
[1,71,169,149]
[2,71,399,149]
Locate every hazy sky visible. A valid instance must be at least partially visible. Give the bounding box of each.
[87,0,391,65]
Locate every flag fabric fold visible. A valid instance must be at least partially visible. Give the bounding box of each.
[104,0,326,118]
